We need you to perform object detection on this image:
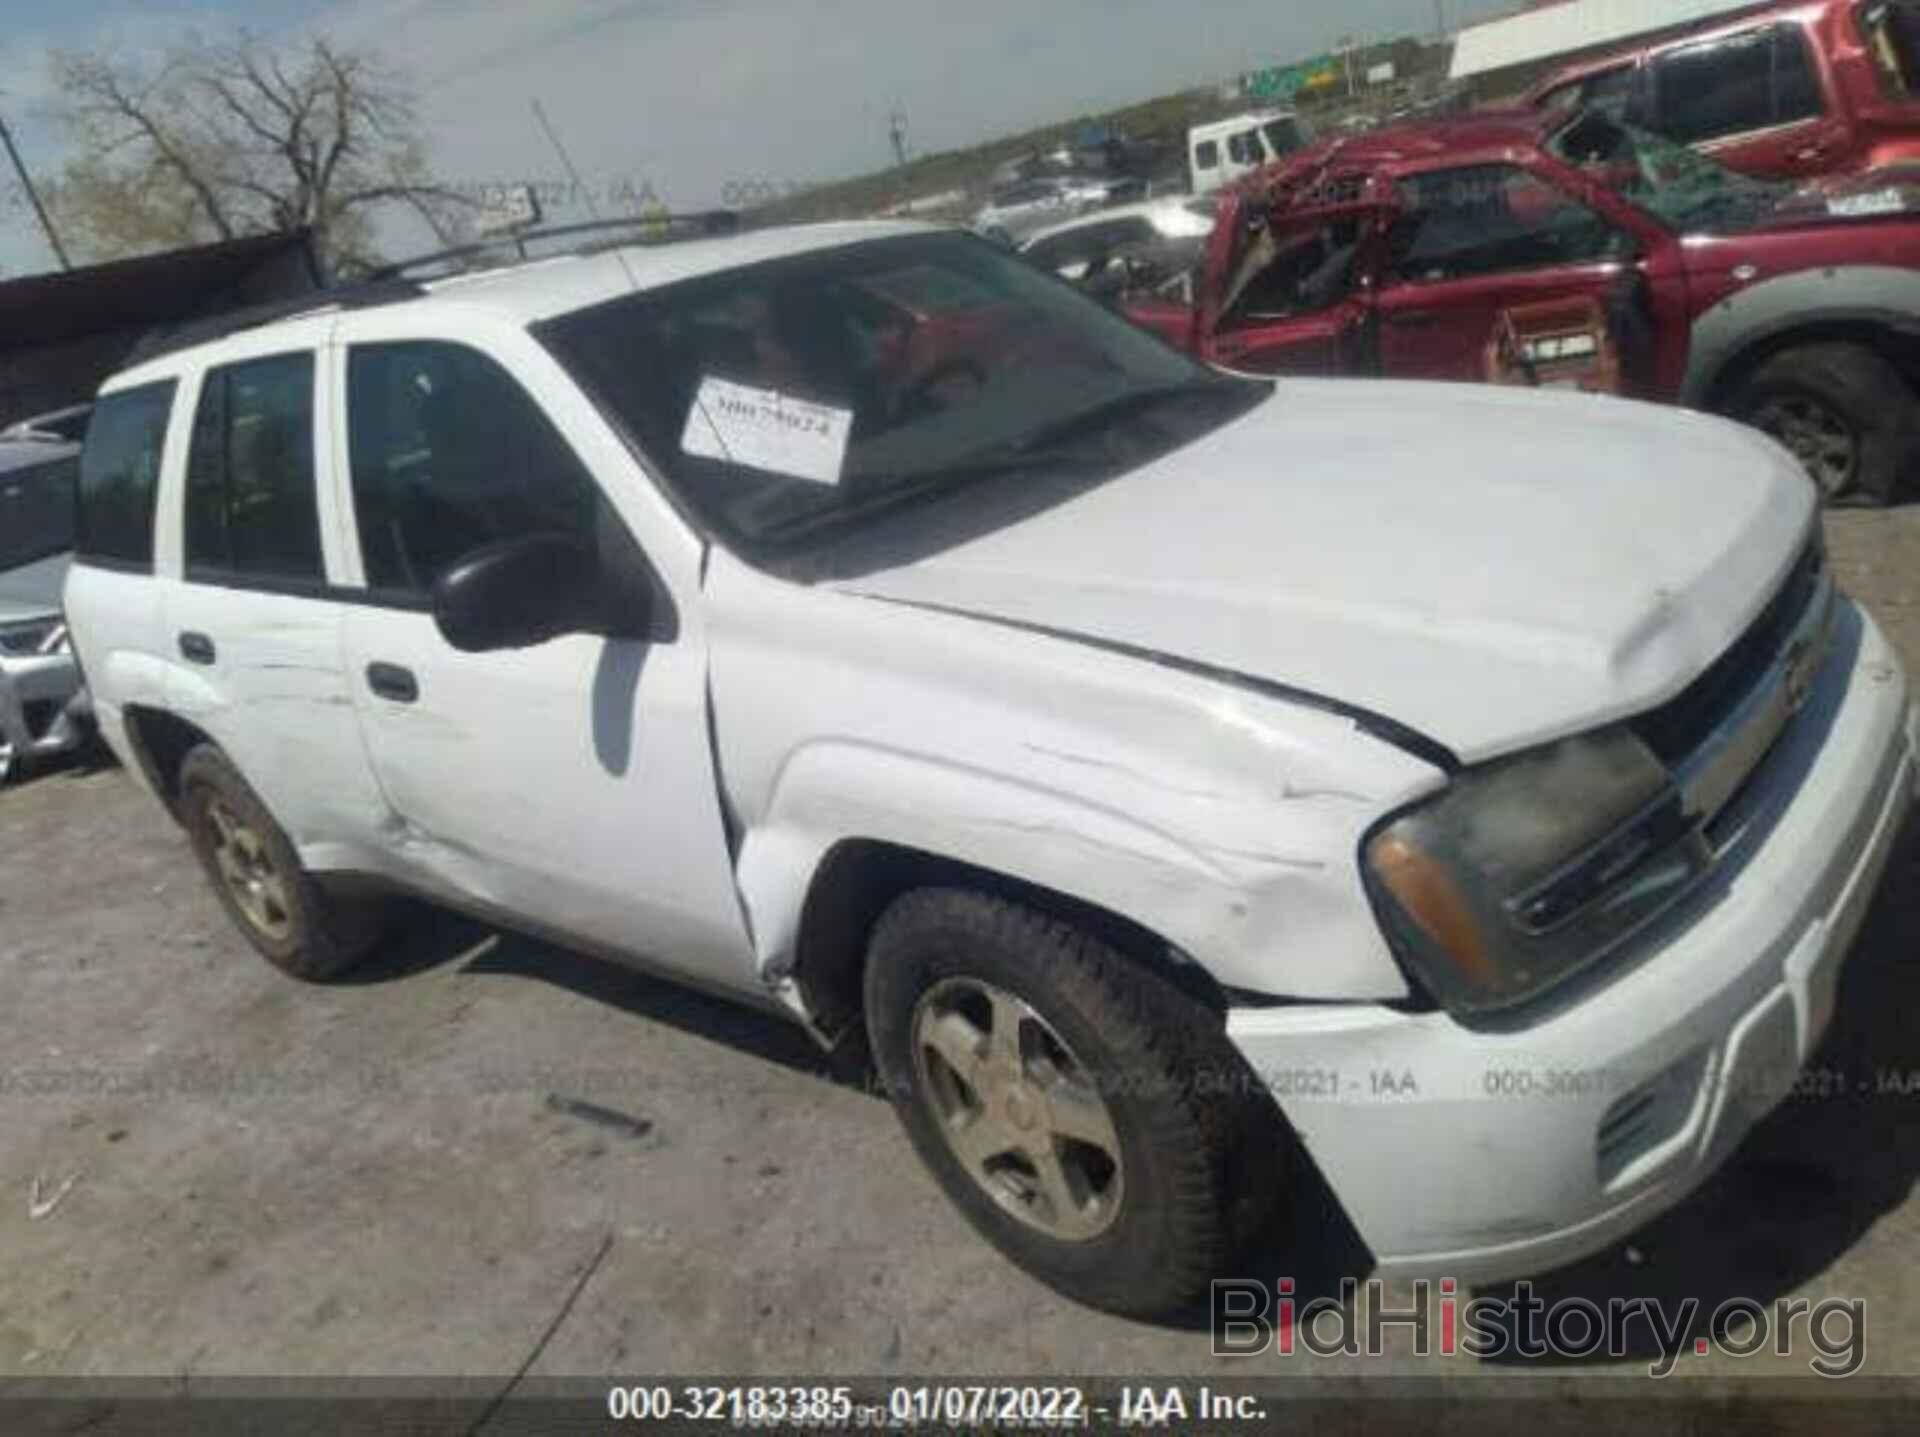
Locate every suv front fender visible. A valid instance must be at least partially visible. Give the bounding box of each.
[1682,265,1920,408]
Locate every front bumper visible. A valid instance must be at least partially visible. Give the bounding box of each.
[1227,599,1915,1284]
[0,647,86,778]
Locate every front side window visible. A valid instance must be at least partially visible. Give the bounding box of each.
[1861,1,1920,96]
[75,381,175,570]
[539,231,1259,563]
[185,353,322,585]
[1387,165,1630,282]
[345,341,604,598]
[1228,130,1261,165]
[1653,25,1825,143]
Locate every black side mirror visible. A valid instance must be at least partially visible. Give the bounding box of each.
[432,532,631,653]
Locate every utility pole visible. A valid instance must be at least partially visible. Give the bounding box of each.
[888,107,910,169]
[0,109,71,271]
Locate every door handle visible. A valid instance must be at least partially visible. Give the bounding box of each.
[1386,309,1437,328]
[178,631,216,665]
[365,662,419,704]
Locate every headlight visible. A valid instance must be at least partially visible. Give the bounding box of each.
[1363,726,1713,1017]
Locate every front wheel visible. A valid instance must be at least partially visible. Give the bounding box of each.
[1729,343,1918,505]
[864,888,1282,1316]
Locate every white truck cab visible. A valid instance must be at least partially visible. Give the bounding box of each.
[64,217,1919,1315]
[1188,108,1308,194]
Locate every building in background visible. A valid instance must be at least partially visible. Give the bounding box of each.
[1450,0,1766,99]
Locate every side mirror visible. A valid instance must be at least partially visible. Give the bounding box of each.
[432,532,630,653]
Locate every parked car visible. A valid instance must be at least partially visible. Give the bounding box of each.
[1188,108,1309,195]
[1018,197,1218,301]
[970,175,1143,246]
[0,426,89,782]
[66,218,1917,1315]
[1528,0,1920,181]
[1129,105,1920,502]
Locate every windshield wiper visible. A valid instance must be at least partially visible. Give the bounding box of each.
[1001,379,1257,459]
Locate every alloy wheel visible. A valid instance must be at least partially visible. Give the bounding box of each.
[1749,393,1859,499]
[911,976,1124,1241]
[205,798,295,941]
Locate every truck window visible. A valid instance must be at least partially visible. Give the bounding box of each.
[1227,131,1261,166]
[185,353,323,586]
[0,453,78,571]
[345,341,601,597]
[74,380,175,572]
[1861,1,1920,96]
[1387,166,1629,282]
[1652,25,1825,144]
[1262,118,1304,157]
[1194,140,1220,171]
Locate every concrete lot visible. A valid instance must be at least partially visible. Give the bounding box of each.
[0,507,1915,1388]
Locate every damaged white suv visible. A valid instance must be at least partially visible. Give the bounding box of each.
[66,220,1919,1315]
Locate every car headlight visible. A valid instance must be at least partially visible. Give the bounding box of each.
[1363,725,1713,1017]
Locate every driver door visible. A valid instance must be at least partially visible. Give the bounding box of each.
[1373,163,1642,385]
[328,328,755,987]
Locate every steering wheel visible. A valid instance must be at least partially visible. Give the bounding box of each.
[894,359,989,421]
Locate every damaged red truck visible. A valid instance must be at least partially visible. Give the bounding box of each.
[1128,106,1920,503]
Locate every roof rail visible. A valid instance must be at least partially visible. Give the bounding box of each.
[365,210,745,283]
[121,279,426,368]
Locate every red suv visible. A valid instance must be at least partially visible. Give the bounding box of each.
[1529,0,1920,180]
[1127,106,1920,502]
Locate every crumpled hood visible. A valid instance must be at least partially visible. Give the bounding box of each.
[0,552,70,628]
[831,382,1815,765]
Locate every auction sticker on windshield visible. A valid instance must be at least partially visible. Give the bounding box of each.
[681,376,853,485]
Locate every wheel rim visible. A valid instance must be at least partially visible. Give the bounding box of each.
[204,798,294,941]
[911,977,1124,1242]
[1748,393,1859,498]
[0,736,13,784]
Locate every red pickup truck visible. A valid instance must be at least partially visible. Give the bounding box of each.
[1529,0,1920,181]
[1127,106,1920,502]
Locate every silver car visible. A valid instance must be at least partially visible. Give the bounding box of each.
[970,174,1143,246]
[0,426,88,782]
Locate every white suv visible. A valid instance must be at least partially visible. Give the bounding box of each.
[65,219,1918,1315]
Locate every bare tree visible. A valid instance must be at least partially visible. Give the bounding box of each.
[45,33,470,272]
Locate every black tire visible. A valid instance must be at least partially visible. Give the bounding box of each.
[864,887,1283,1316]
[1729,342,1918,505]
[177,744,386,980]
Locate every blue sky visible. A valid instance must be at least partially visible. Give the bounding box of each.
[1,0,1509,277]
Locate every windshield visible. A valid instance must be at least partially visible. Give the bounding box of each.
[1547,108,1790,233]
[539,231,1262,561]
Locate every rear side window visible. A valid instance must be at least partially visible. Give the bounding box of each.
[1195,140,1220,170]
[0,453,78,571]
[1653,26,1825,143]
[345,341,600,598]
[75,381,175,570]
[185,353,323,586]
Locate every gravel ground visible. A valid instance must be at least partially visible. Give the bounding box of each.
[0,505,1914,1391]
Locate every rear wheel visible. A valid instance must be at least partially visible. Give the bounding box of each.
[864,887,1283,1316]
[178,745,386,980]
[1730,343,1917,505]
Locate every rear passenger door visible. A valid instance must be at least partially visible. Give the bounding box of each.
[161,338,393,861]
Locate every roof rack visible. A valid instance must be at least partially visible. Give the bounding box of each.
[121,279,426,368]
[118,212,746,369]
[365,210,745,283]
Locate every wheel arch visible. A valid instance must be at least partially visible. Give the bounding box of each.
[787,836,1231,1048]
[120,704,219,819]
[1682,267,1920,411]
